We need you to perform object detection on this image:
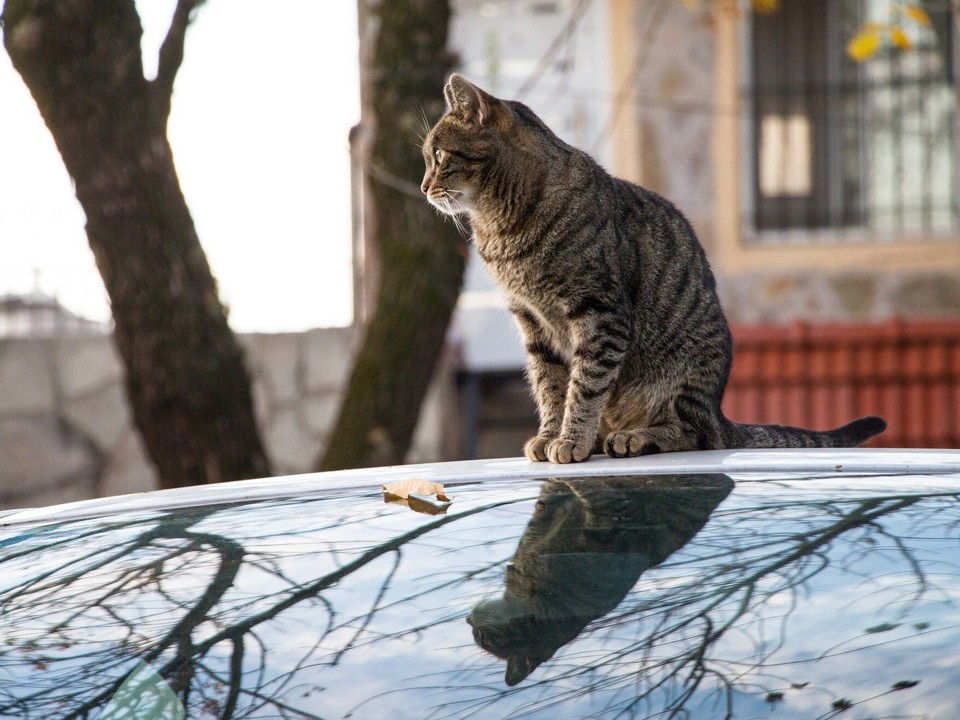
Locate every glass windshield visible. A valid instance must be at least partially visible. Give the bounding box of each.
[1,471,958,719]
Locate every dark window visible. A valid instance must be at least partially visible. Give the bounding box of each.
[750,0,958,239]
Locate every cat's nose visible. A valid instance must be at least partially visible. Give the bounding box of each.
[420,177,430,195]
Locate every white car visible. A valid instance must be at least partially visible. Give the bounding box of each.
[1,448,959,719]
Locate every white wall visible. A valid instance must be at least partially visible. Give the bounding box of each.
[0,329,450,510]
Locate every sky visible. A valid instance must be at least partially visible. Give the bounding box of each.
[0,0,360,332]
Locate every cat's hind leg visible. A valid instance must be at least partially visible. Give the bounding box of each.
[604,421,700,458]
[603,378,728,457]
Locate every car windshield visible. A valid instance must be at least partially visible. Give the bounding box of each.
[1,468,959,719]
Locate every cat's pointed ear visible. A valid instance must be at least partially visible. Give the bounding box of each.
[445,74,496,124]
[505,655,542,687]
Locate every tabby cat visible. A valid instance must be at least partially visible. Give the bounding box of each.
[421,75,886,464]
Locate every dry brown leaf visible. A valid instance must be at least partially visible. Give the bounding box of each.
[382,478,453,515]
[381,478,450,503]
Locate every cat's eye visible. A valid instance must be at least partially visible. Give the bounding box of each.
[433,147,444,164]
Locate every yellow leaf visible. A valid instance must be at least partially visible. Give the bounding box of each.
[751,0,780,14]
[848,29,882,61]
[904,5,932,27]
[890,26,913,50]
[381,478,450,503]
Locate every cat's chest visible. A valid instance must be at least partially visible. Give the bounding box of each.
[476,235,558,297]
[489,265,574,355]
[486,259,539,301]
[484,256,562,312]
[474,228,577,343]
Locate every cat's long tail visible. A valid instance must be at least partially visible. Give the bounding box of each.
[724,415,887,449]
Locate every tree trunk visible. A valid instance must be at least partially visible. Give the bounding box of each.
[3,0,271,488]
[319,0,465,470]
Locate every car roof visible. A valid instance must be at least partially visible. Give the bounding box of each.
[3,449,960,719]
[3,447,960,528]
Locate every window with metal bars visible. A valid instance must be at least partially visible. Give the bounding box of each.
[748,0,958,241]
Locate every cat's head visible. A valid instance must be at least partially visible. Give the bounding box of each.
[467,596,575,686]
[420,75,560,219]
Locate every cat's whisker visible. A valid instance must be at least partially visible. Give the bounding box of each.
[415,102,431,137]
[426,190,470,236]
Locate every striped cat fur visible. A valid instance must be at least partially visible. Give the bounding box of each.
[421,75,886,463]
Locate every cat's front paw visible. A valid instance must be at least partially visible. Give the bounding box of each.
[523,435,552,462]
[546,436,593,464]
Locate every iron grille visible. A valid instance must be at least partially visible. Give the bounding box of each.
[749,0,958,241]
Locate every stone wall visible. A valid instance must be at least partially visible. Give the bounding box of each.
[629,1,717,243]
[721,271,960,324]
[0,328,451,510]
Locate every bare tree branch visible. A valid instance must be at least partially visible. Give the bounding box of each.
[152,0,206,120]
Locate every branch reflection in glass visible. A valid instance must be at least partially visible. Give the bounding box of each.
[0,471,957,719]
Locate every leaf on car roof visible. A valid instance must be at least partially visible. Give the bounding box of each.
[382,478,452,514]
[382,478,450,502]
